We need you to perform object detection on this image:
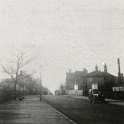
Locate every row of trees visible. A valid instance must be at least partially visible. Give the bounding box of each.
[0,51,50,102]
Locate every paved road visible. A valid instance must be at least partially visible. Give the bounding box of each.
[44,95,124,124]
[0,96,73,124]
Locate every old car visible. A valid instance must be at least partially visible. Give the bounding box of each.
[88,89,105,104]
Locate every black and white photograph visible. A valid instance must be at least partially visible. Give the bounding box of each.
[0,0,124,124]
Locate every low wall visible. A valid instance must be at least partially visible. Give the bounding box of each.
[66,90,83,96]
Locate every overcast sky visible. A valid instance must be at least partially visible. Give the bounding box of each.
[0,0,124,92]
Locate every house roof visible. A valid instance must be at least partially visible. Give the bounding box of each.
[85,71,115,78]
[66,70,88,80]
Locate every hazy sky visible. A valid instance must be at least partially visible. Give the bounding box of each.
[0,0,124,92]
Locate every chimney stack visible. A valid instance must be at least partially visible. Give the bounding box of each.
[95,65,98,72]
[117,58,122,83]
[117,58,121,77]
[104,64,107,73]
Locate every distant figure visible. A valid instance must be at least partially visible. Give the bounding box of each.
[17,96,24,101]
[40,94,42,101]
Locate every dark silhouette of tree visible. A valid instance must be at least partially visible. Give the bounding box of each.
[1,51,33,99]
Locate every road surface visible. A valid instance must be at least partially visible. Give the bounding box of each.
[44,95,124,124]
[0,96,74,124]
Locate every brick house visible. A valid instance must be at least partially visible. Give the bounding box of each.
[85,70,116,97]
[65,65,116,97]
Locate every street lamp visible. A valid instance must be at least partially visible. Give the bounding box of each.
[39,71,42,101]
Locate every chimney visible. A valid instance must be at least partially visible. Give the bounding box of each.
[117,58,121,77]
[104,64,107,73]
[95,65,98,72]
[117,58,121,83]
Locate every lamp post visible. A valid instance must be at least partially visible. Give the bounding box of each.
[39,70,42,101]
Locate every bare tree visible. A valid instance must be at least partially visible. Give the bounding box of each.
[1,51,33,99]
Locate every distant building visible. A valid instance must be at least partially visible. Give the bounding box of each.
[85,70,116,97]
[65,69,88,95]
[65,65,116,97]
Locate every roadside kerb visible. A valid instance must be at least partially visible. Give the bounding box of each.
[43,98,78,124]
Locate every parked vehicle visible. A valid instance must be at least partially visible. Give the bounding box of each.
[88,89,105,104]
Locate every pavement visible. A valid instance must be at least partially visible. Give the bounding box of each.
[0,96,74,124]
[68,95,124,106]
